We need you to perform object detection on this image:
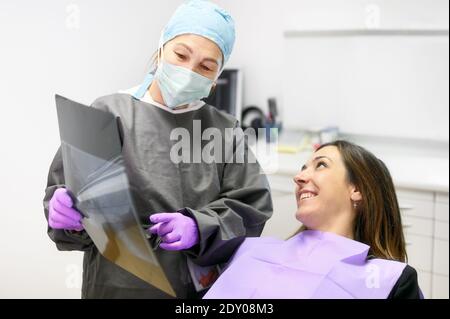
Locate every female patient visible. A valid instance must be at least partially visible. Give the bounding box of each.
[205,140,422,299]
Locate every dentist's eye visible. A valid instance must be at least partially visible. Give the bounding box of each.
[175,53,186,60]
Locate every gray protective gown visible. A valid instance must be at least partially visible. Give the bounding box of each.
[43,93,273,298]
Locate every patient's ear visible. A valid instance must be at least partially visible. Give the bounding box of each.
[350,185,362,202]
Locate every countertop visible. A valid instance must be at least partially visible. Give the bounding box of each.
[251,134,449,193]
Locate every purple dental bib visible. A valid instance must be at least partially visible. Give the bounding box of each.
[204,230,406,299]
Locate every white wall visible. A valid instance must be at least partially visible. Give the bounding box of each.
[0,0,185,298]
[283,32,449,140]
[221,0,449,141]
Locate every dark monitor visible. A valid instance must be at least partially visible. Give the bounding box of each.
[204,69,243,122]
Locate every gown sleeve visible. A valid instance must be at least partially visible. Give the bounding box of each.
[182,133,274,267]
[388,265,423,299]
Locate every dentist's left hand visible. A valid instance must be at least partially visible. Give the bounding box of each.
[149,212,199,251]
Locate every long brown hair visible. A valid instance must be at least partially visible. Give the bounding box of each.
[293,140,407,262]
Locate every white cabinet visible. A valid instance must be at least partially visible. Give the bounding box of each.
[397,189,434,219]
[402,215,433,237]
[418,271,432,299]
[435,194,449,222]
[405,234,433,272]
[396,189,450,298]
[397,189,435,275]
[432,193,449,298]
[433,239,449,276]
[435,221,449,240]
[432,274,449,299]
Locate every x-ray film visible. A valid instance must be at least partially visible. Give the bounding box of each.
[55,94,176,297]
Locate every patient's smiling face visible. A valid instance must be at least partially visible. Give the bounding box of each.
[293,146,361,237]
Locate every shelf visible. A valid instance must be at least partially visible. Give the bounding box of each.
[284,29,449,38]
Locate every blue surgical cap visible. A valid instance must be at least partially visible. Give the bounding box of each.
[161,0,236,65]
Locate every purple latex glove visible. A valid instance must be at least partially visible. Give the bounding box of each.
[149,212,199,251]
[48,188,84,232]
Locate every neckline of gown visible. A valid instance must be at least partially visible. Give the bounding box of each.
[119,86,206,114]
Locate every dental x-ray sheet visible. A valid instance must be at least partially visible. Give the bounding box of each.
[55,94,176,297]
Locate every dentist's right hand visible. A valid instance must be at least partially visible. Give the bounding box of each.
[48,188,84,231]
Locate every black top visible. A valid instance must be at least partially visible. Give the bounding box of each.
[388,265,423,299]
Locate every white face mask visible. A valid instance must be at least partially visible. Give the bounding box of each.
[154,61,214,109]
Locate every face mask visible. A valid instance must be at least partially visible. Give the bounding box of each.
[155,61,214,109]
